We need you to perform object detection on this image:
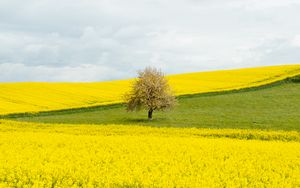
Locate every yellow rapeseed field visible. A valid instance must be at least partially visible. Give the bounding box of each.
[0,120,299,187]
[0,64,300,115]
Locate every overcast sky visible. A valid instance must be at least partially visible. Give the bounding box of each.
[1,0,300,82]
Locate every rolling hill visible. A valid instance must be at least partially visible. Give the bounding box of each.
[1,65,300,187]
[10,75,300,131]
[1,64,300,115]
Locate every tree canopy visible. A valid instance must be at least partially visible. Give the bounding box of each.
[124,67,176,120]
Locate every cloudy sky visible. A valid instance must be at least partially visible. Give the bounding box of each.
[1,0,300,82]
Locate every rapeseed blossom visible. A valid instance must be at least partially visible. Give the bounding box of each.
[0,64,299,115]
[0,120,299,187]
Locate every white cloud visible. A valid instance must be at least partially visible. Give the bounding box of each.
[0,63,128,82]
[291,35,300,47]
[0,0,299,81]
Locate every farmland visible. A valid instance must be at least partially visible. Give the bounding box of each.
[1,65,300,187]
[1,64,300,115]
[11,77,300,131]
[0,120,299,187]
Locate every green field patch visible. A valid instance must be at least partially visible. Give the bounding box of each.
[6,81,300,131]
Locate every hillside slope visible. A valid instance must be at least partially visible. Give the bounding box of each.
[13,80,300,131]
[1,64,300,115]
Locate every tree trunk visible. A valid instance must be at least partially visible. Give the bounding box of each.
[148,109,153,120]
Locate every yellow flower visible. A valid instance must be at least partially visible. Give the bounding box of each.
[0,64,299,115]
[0,120,299,187]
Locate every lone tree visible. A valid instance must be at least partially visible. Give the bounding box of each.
[124,67,176,120]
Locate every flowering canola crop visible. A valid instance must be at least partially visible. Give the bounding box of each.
[0,120,299,187]
[0,64,300,115]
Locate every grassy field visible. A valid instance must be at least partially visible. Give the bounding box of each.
[10,79,300,131]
